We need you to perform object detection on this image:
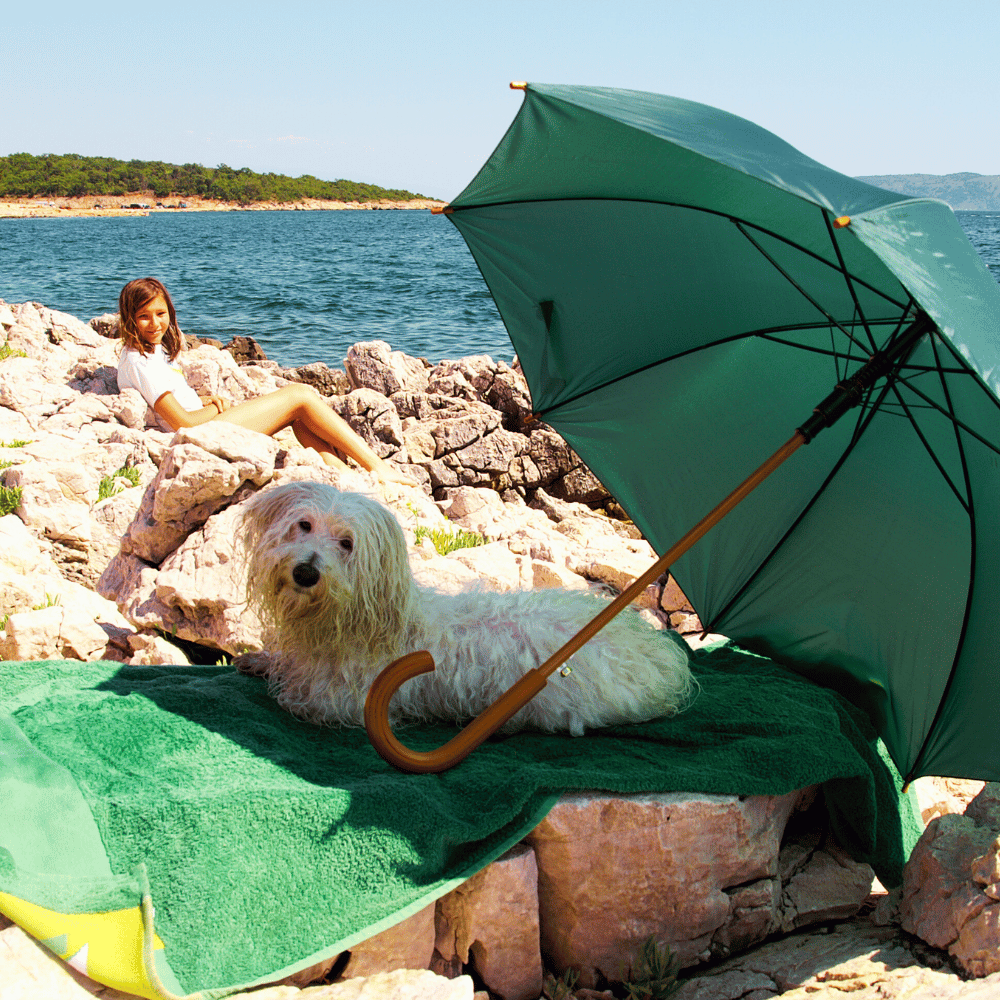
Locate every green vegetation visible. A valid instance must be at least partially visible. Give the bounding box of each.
[0,341,27,361]
[621,938,682,1000]
[0,439,31,448]
[0,153,427,204]
[413,524,487,556]
[32,593,61,611]
[542,969,578,1000]
[0,485,22,516]
[98,465,141,501]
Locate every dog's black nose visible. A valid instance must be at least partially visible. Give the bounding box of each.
[292,559,321,588]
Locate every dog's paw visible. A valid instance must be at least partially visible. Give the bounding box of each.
[232,650,276,677]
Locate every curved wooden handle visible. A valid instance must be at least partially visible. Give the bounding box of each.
[364,651,548,773]
[364,431,808,774]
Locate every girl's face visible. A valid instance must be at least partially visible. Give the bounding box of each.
[134,294,171,348]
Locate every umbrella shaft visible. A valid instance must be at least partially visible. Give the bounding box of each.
[798,316,931,441]
[535,432,807,681]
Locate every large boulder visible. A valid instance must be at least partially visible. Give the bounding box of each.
[901,782,1000,978]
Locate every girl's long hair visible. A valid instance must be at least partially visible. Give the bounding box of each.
[118,277,184,359]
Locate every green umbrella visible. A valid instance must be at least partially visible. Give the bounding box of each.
[367,84,1000,783]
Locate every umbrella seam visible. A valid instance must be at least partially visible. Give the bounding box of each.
[904,336,978,782]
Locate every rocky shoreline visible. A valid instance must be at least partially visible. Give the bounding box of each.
[0,297,998,1000]
[0,195,445,219]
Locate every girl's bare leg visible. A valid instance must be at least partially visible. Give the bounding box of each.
[216,385,412,482]
[289,420,350,469]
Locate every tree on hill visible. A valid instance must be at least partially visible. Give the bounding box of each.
[0,153,427,203]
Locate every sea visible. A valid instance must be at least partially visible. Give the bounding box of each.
[1,209,999,371]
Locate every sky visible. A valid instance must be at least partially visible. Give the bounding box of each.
[3,0,998,202]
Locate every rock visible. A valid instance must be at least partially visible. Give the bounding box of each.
[673,918,1000,999]
[0,920,111,1000]
[299,969,473,999]
[346,341,431,396]
[287,361,352,396]
[434,844,542,1000]
[779,834,875,931]
[88,311,120,338]
[225,334,269,364]
[901,782,1000,977]
[339,904,436,981]
[523,788,815,986]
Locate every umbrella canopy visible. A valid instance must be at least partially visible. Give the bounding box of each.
[444,84,1000,783]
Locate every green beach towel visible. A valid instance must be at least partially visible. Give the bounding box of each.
[0,642,920,998]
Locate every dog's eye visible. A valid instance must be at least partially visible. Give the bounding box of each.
[298,520,312,533]
[339,537,353,553]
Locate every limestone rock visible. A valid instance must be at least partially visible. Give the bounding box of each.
[302,969,473,999]
[673,919,999,1000]
[340,904,436,981]
[434,844,542,1000]
[901,783,1000,978]
[346,341,431,396]
[524,788,809,986]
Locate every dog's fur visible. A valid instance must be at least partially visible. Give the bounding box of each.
[242,481,694,735]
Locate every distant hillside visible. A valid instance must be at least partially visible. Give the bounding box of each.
[0,153,427,204]
[855,172,1000,211]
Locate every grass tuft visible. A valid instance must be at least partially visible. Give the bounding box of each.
[542,969,578,1000]
[97,465,141,501]
[621,938,683,1000]
[414,524,487,556]
[0,485,22,516]
[0,341,27,361]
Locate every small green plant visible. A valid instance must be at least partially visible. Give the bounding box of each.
[97,465,141,501]
[621,938,682,1000]
[542,968,578,1000]
[0,439,31,448]
[31,593,62,611]
[0,613,8,631]
[0,485,22,516]
[0,342,27,361]
[413,524,487,556]
[0,459,15,471]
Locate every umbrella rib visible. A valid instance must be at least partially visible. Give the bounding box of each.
[734,222,873,355]
[884,378,970,513]
[890,379,1000,459]
[823,212,878,352]
[704,375,897,634]
[535,320,925,421]
[904,335,978,782]
[917,326,1000,423]
[449,198,912,311]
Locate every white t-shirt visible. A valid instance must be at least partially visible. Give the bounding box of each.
[117,345,204,429]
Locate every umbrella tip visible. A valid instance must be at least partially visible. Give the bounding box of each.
[833,216,851,229]
[430,205,454,215]
[510,81,527,90]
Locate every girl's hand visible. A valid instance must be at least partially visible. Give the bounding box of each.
[208,395,229,414]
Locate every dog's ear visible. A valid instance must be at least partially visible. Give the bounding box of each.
[348,497,416,634]
[243,483,311,550]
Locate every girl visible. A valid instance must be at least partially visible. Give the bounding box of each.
[116,277,411,484]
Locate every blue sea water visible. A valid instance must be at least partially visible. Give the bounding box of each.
[1,209,998,370]
[0,210,508,369]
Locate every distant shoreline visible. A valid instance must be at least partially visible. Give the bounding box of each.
[0,194,446,219]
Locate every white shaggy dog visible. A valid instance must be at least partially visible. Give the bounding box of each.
[242,481,694,735]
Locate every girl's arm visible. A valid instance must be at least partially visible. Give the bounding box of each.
[153,391,224,430]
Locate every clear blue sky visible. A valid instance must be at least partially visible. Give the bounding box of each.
[3,0,997,202]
